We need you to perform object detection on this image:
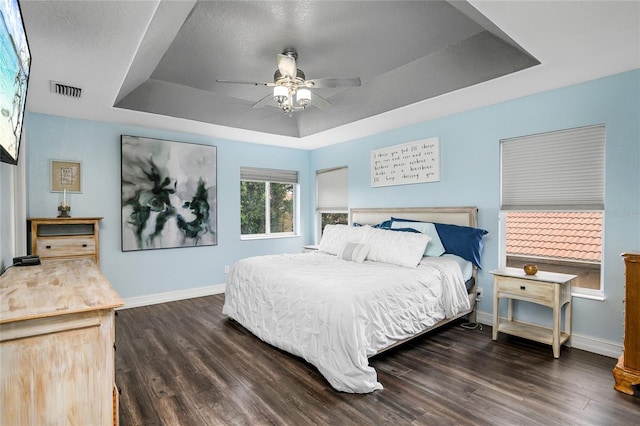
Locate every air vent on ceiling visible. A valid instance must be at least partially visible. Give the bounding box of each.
[50,81,82,98]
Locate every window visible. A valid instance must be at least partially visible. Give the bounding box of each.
[504,211,602,292]
[241,167,298,238]
[316,166,348,239]
[500,125,605,297]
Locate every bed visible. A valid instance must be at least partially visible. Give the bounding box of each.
[222,206,486,393]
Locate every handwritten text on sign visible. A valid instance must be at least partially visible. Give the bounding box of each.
[371,138,440,187]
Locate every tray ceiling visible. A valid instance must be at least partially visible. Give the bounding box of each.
[113,0,539,138]
[18,0,640,148]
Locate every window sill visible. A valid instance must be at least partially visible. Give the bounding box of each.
[571,290,606,301]
[240,233,300,241]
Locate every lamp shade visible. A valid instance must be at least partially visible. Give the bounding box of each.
[297,88,311,107]
[297,89,311,101]
[273,86,288,100]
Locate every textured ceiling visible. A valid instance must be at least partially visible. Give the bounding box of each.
[18,1,640,149]
[113,0,539,138]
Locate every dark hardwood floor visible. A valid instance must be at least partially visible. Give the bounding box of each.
[115,295,640,425]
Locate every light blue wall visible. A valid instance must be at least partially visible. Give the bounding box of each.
[23,69,639,346]
[25,114,311,298]
[310,69,640,345]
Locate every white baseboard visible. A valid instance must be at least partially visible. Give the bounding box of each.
[119,283,226,310]
[476,310,622,359]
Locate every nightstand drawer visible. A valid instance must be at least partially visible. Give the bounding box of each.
[495,276,555,302]
[37,237,96,257]
[29,217,102,266]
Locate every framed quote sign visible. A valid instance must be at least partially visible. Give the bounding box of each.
[371,137,440,187]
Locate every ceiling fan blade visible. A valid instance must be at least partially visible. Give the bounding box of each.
[307,77,361,88]
[309,91,331,109]
[216,80,274,87]
[252,93,274,108]
[277,53,297,79]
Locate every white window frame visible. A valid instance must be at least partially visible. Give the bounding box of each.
[316,210,349,242]
[499,125,605,300]
[240,167,299,240]
[498,210,604,300]
[316,166,348,243]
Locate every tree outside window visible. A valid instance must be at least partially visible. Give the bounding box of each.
[241,180,295,236]
[320,212,348,234]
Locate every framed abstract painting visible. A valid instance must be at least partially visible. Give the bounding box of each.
[121,135,217,251]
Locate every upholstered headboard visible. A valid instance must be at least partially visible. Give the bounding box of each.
[350,206,478,228]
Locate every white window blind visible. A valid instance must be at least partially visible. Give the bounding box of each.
[240,167,298,184]
[316,166,348,211]
[500,124,605,210]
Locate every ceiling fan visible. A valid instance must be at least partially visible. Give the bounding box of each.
[216,48,361,114]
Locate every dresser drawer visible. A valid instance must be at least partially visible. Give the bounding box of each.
[495,276,555,302]
[37,237,96,258]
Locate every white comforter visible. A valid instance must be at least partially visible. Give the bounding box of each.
[222,251,470,393]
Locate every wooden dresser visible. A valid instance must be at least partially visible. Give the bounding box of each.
[0,259,124,424]
[613,252,640,395]
[28,217,102,265]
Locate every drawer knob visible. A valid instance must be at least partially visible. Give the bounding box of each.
[45,245,51,249]
[82,244,88,247]
[520,285,526,290]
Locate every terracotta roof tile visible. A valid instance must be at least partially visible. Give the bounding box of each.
[506,212,602,262]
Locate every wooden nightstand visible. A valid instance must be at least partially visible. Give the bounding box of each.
[491,267,576,358]
[28,217,102,266]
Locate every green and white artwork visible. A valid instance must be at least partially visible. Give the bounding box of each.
[121,135,217,251]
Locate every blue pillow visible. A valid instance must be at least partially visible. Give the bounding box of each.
[353,221,420,233]
[353,219,393,229]
[374,219,393,229]
[390,217,488,269]
[433,222,488,269]
[387,227,421,234]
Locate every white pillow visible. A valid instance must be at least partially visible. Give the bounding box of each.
[318,225,368,255]
[391,221,446,257]
[338,242,371,263]
[363,226,431,268]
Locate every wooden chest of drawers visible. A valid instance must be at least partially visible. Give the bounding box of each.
[29,217,102,265]
[613,252,640,395]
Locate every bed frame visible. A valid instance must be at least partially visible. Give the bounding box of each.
[349,206,479,356]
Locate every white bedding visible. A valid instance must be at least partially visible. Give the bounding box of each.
[222,251,470,393]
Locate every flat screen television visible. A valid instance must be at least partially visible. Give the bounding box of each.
[0,0,30,165]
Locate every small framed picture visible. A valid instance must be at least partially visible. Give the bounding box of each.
[51,160,82,193]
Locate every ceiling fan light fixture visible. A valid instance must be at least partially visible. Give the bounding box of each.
[297,89,311,108]
[220,48,360,114]
[273,85,288,103]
